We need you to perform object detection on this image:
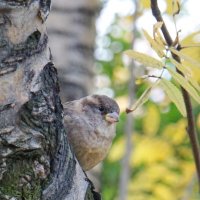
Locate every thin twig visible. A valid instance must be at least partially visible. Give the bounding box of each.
[150,0,200,190]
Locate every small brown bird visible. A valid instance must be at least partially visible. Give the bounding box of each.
[63,95,120,171]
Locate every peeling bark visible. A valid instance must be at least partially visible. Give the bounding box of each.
[0,1,94,199]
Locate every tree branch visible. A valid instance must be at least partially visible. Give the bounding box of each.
[150,0,200,190]
[119,1,139,199]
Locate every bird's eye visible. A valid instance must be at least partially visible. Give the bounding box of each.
[98,106,104,112]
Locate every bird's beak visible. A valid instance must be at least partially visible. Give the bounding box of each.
[105,112,119,123]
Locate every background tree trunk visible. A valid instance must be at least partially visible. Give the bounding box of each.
[47,0,102,193]
[0,1,96,199]
[47,0,99,102]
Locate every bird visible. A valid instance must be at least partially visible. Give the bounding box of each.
[63,94,120,171]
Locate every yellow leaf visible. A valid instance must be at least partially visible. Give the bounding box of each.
[153,21,163,30]
[154,31,167,46]
[113,66,130,84]
[153,22,165,46]
[189,78,200,92]
[162,119,187,145]
[181,31,200,82]
[166,0,180,15]
[143,104,160,136]
[107,137,125,162]
[182,44,200,48]
[154,184,175,200]
[135,78,143,85]
[173,0,180,15]
[133,137,173,165]
[181,31,200,46]
[170,47,200,69]
[139,0,150,9]
[160,78,186,117]
[153,22,163,39]
[115,95,128,112]
[124,50,164,69]
[143,29,165,58]
[167,67,200,104]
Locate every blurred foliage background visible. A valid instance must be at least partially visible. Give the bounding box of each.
[94,0,200,199]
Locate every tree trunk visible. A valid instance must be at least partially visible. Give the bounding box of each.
[47,0,99,102]
[0,1,95,199]
[46,0,102,194]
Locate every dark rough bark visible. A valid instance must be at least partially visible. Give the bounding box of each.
[0,0,96,199]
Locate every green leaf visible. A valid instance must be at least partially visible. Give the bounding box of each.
[189,78,200,92]
[124,50,164,69]
[126,87,151,113]
[169,58,191,76]
[167,67,200,104]
[143,29,165,58]
[169,58,200,92]
[170,48,200,69]
[182,44,200,48]
[126,82,159,113]
[160,78,186,117]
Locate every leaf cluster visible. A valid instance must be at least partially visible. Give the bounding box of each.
[124,25,200,117]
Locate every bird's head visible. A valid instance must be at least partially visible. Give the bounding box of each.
[81,94,120,124]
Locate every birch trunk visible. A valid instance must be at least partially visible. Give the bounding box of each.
[0,1,95,199]
[47,0,99,102]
